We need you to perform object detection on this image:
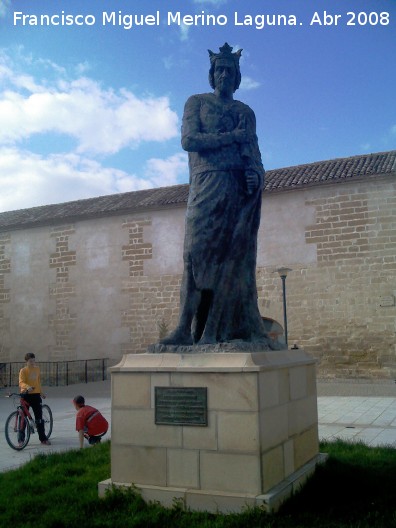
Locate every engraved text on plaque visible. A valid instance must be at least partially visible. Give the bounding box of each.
[155,387,208,426]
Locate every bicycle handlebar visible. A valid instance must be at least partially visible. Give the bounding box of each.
[5,389,35,398]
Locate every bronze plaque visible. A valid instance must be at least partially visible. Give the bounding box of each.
[155,387,207,426]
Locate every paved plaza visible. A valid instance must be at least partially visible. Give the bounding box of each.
[0,380,112,473]
[318,379,396,446]
[0,378,395,473]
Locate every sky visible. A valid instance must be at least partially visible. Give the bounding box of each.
[0,0,395,212]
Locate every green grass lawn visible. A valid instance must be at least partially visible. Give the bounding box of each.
[1,440,396,528]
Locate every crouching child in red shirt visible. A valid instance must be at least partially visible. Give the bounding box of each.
[73,395,109,448]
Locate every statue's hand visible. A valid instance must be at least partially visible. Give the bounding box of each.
[246,170,259,194]
[233,128,248,144]
[233,117,256,144]
[232,116,248,143]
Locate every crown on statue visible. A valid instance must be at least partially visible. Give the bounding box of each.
[208,43,242,65]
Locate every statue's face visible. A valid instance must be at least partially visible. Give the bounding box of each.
[213,59,236,96]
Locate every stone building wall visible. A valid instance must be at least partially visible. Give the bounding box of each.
[258,176,396,378]
[0,173,395,379]
[120,214,181,353]
[118,176,396,378]
[1,217,129,363]
[49,225,77,359]
[0,233,11,362]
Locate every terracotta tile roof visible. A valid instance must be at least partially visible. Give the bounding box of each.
[264,150,396,192]
[0,150,395,231]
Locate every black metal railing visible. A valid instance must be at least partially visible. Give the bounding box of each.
[0,358,109,388]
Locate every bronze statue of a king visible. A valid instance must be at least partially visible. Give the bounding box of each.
[161,43,273,348]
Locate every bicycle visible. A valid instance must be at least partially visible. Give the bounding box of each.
[4,392,53,450]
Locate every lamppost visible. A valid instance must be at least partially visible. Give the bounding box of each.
[277,267,292,348]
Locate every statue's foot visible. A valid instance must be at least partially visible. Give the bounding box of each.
[160,328,193,346]
[198,334,217,346]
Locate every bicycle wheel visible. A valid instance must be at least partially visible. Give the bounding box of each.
[5,410,30,450]
[42,404,53,439]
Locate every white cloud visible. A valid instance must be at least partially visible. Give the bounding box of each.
[74,62,91,76]
[193,0,227,6]
[143,153,188,188]
[0,148,188,212]
[163,55,190,71]
[240,76,260,91]
[0,71,179,155]
[179,23,190,41]
[0,0,11,17]
[0,49,187,212]
[360,143,371,151]
[391,125,396,135]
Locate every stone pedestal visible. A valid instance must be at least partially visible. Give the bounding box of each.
[99,349,325,513]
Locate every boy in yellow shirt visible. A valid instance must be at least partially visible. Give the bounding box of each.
[19,352,51,445]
